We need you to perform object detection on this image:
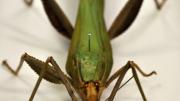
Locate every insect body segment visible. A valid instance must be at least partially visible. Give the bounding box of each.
[66,0,113,84]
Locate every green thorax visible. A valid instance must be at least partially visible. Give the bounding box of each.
[66,0,113,83]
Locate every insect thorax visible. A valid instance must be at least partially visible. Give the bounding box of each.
[75,51,106,81]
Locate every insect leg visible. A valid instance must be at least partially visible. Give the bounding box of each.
[2,53,76,100]
[28,56,50,101]
[23,0,73,39]
[105,66,124,87]
[29,56,77,101]
[24,0,33,6]
[45,57,77,101]
[106,61,156,101]
[154,0,167,10]
[41,0,73,39]
[108,0,143,39]
[2,53,27,75]
[2,53,64,84]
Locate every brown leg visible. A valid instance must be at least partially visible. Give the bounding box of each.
[154,0,167,10]
[2,53,43,101]
[106,61,156,101]
[23,0,73,39]
[108,0,144,39]
[41,0,73,39]
[28,56,50,101]
[29,56,77,101]
[2,53,27,76]
[2,53,68,84]
[2,53,77,101]
[108,0,167,39]
[45,57,77,101]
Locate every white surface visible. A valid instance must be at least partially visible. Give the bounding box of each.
[0,0,179,101]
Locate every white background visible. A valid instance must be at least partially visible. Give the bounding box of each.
[0,0,179,101]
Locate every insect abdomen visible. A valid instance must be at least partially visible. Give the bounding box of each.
[66,0,113,83]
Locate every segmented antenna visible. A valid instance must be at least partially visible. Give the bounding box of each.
[88,33,92,52]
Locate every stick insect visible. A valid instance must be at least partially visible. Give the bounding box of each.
[2,0,167,101]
